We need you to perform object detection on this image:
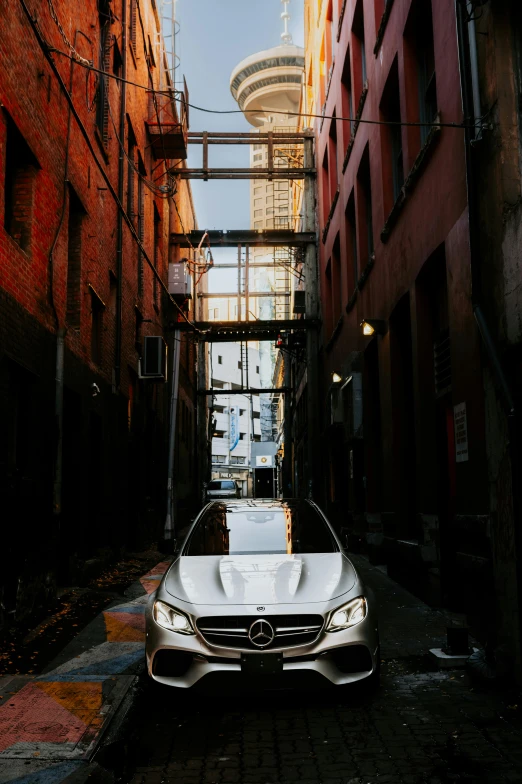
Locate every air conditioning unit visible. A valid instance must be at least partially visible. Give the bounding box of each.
[140,336,167,380]
[168,262,193,299]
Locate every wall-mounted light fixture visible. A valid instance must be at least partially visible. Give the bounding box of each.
[332,371,343,383]
[360,319,387,337]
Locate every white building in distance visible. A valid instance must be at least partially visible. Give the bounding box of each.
[210,343,262,497]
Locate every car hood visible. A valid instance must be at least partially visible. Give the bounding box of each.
[164,553,357,605]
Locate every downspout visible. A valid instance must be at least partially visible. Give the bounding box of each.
[165,329,181,542]
[455,0,522,669]
[114,0,127,390]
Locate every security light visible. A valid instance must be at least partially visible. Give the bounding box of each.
[332,372,343,383]
[361,319,387,337]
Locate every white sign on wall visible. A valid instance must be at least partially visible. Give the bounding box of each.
[256,455,273,467]
[454,402,469,463]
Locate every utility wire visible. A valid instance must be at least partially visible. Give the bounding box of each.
[20,0,203,333]
[49,47,480,131]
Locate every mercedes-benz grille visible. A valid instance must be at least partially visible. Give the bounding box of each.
[196,614,324,650]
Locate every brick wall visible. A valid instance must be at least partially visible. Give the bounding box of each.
[0,0,200,626]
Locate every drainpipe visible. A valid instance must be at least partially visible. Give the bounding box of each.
[165,329,181,542]
[114,0,127,391]
[455,0,522,671]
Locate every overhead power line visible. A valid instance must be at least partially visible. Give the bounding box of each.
[49,47,479,131]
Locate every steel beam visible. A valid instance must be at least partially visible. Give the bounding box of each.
[188,131,313,142]
[174,168,314,180]
[199,387,292,395]
[171,230,316,248]
[171,318,320,342]
[199,292,291,299]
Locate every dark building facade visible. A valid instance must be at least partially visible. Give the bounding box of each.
[0,0,201,627]
[305,0,521,675]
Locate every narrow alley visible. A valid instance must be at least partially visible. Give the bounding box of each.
[2,0,522,782]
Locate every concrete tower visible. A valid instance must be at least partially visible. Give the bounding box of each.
[230,1,305,440]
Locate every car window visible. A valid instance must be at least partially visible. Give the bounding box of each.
[184,502,338,556]
[207,481,221,490]
[222,481,236,490]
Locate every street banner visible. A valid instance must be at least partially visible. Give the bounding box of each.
[229,406,240,452]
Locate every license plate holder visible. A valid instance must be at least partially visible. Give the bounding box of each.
[241,653,283,675]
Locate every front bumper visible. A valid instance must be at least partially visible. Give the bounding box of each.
[146,600,379,690]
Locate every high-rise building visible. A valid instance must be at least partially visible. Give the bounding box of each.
[229,0,305,439]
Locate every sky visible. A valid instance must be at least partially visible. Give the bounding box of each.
[175,0,304,240]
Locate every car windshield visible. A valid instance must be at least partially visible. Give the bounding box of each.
[184,502,338,556]
[207,481,235,490]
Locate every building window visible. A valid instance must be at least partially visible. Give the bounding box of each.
[153,203,161,308]
[417,4,437,145]
[3,114,39,252]
[341,46,355,149]
[130,0,137,56]
[324,259,333,336]
[256,365,260,374]
[113,40,122,84]
[90,289,104,364]
[321,149,330,224]
[326,1,334,73]
[345,193,358,292]
[331,234,342,325]
[135,307,143,353]
[6,361,34,476]
[357,147,374,269]
[96,20,111,144]
[328,112,338,202]
[109,271,117,316]
[380,58,404,207]
[137,155,146,297]
[238,361,242,369]
[218,355,223,364]
[127,122,136,218]
[405,0,438,151]
[352,0,367,99]
[66,186,85,330]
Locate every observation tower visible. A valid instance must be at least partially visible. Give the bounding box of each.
[229,1,304,128]
[229,0,305,440]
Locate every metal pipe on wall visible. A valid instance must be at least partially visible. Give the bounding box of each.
[114,0,127,391]
[165,330,181,542]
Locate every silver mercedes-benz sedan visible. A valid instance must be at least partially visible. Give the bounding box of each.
[146,499,379,691]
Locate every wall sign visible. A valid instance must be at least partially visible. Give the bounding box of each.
[454,402,469,463]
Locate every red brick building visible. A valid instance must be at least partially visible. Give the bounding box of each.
[305,0,493,636]
[0,0,202,625]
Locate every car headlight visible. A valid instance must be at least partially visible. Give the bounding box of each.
[326,597,367,632]
[153,601,195,635]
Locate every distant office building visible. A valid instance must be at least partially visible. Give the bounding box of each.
[210,343,262,496]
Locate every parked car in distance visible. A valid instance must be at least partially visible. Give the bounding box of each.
[205,479,241,500]
[146,499,380,692]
